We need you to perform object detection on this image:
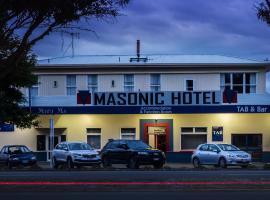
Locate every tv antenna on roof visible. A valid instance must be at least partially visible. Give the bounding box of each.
[61,32,80,57]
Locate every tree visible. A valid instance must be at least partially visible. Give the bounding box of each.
[0,0,129,128]
[257,0,270,25]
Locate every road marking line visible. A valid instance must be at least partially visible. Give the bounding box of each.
[1,181,270,186]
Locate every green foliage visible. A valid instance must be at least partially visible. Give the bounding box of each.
[257,0,270,25]
[0,0,129,128]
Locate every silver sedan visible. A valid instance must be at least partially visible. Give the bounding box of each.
[191,143,252,168]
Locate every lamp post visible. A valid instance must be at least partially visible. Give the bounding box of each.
[49,115,54,167]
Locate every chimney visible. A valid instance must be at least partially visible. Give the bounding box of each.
[136,40,140,59]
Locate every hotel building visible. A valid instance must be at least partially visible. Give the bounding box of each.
[1,54,270,162]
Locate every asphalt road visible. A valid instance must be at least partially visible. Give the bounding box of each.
[1,170,270,182]
[2,191,270,200]
[1,170,270,199]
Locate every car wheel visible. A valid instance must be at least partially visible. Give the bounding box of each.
[219,158,227,168]
[93,164,101,169]
[128,156,139,169]
[193,158,200,168]
[7,161,13,169]
[67,157,74,169]
[52,157,58,169]
[153,163,163,169]
[102,157,111,168]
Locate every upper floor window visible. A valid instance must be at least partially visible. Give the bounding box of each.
[66,75,76,96]
[124,74,134,92]
[220,73,256,94]
[88,75,98,93]
[150,74,160,91]
[30,76,39,97]
[186,80,194,91]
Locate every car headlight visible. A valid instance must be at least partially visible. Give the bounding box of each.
[31,156,36,160]
[138,152,148,155]
[11,157,19,161]
[73,153,82,157]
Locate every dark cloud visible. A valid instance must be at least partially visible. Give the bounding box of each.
[33,0,270,57]
[32,0,270,91]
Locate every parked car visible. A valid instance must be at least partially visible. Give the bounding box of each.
[100,139,166,169]
[52,142,101,169]
[0,145,37,169]
[191,143,252,168]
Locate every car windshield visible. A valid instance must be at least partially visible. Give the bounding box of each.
[8,146,31,154]
[68,143,93,151]
[125,140,151,150]
[217,144,240,151]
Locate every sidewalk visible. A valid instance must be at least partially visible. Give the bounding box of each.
[36,161,268,170]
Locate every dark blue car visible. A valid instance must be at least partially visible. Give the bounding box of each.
[0,145,37,169]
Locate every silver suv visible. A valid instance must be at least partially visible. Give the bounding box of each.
[52,142,101,169]
[191,143,251,168]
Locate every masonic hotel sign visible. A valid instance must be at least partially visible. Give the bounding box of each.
[77,91,225,106]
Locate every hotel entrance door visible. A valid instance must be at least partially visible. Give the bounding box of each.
[148,126,167,152]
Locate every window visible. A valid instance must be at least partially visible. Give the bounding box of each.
[245,73,256,93]
[221,73,256,94]
[86,128,101,149]
[208,144,219,152]
[37,135,46,151]
[121,128,136,140]
[66,75,76,95]
[150,74,160,91]
[181,127,207,150]
[88,75,98,93]
[186,80,194,91]
[124,74,134,92]
[199,144,208,151]
[30,77,39,97]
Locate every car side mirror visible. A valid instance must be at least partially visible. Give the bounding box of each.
[213,149,220,153]
[63,148,68,151]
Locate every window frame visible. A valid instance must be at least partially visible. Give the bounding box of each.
[220,73,257,94]
[185,79,194,91]
[124,74,135,92]
[150,74,161,91]
[88,74,98,93]
[86,128,102,150]
[120,128,136,140]
[29,75,39,97]
[66,75,77,96]
[180,127,208,150]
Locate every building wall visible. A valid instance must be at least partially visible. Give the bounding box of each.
[2,114,270,152]
[0,128,37,151]
[161,74,220,91]
[98,75,124,92]
[29,71,267,96]
[39,75,66,96]
[134,74,150,91]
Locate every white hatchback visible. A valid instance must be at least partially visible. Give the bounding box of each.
[191,143,252,168]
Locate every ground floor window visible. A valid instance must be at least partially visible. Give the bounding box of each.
[86,128,101,149]
[232,133,262,160]
[121,128,136,140]
[37,135,65,151]
[181,127,207,150]
[37,135,46,151]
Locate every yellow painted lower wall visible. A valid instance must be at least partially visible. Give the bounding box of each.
[1,114,270,152]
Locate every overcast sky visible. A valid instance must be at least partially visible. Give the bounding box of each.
[33,0,270,92]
